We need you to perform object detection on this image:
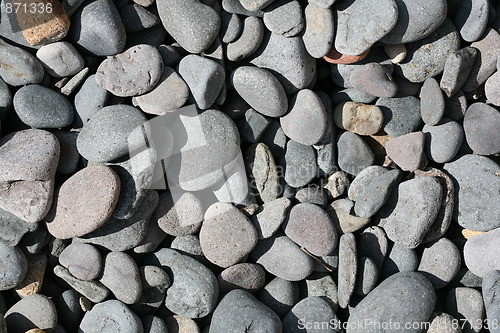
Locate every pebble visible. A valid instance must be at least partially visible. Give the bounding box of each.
[284,140,317,187]
[78,300,142,333]
[463,102,500,155]
[69,0,126,56]
[57,290,83,332]
[0,243,27,290]
[13,84,74,129]
[395,18,460,83]
[257,277,299,317]
[323,171,349,199]
[231,66,288,117]
[210,289,282,333]
[0,78,11,119]
[326,199,371,234]
[165,316,200,333]
[335,0,398,56]
[239,108,271,143]
[446,288,485,333]
[380,0,448,44]
[73,74,109,128]
[420,77,445,125]
[455,0,489,42]
[357,226,389,271]
[239,0,274,11]
[227,16,264,61]
[99,252,142,304]
[333,102,383,136]
[135,67,189,115]
[155,191,204,236]
[302,3,334,58]
[156,0,219,54]
[355,256,378,296]
[59,243,102,281]
[245,143,280,203]
[0,208,37,247]
[444,154,500,231]
[418,238,461,289]
[376,96,422,137]
[305,272,338,310]
[382,176,443,249]
[143,316,168,333]
[444,90,468,121]
[145,248,219,318]
[250,198,291,239]
[5,295,57,333]
[199,203,258,268]
[482,270,500,333]
[348,166,402,218]
[282,297,338,332]
[53,265,109,303]
[338,232,357,308]
[178,55,225,110]
[35,42,84,78]
[53,131,79,175]
[220,12,241,44]
[217,263,266,294]
[283,203,337,256]
[440,47,478,97]
[0,39,44,86]
[485,71,500,106]
[262,0,304,37]
[423,120,463,163]
[250,32,316,94]
[385,132,427,171]
[337,131,375,175]
[427,312,462,333]
[210,161,250,206]
[45,164,120,239]
[119,4,161,33]
[222,0,264,16]
[250,233,314,281]
[383,44,407,63]
[281,89,327,145]
[134,214,167,254]
[76,105,146,163]
[349,63,398,97]
[464,228,500,277]
[133,265,171,315]
[381,243,419,278]
[295,186,327,206]
[347,272,436,333]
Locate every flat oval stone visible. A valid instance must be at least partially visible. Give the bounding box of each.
[284,140,317,187]
[446,288,485,333]
[145,248,219,318]
[283,297,338,333]
[157,0,220,54]
[231,66,288,117]
[349,63,398,97]
[395,18,460,83]
[347,272,436,333]
[464,228,500,277]
[418,238,461,289]
[423,120,464,163]
[420,77,445,125]
[283,203,337,256]
[250,198,291,239]
[250,233,314,281]
[227,16,264,61]
[73,74,109,128]
[45,164,120,239]
[463,103,500,155]
[155,191,204,236]
[99,252,142,304]
[257,277,299,317]
[355,256,378,296]
[0,243,27,290]
[13,85,74,128]
[376,96,422,137]
[380,0,448,44]
[0,39,44,86]
[382,176,443,249]
[210,289,282,333]
[69,0,126,56]
[59,243,102,281]
[455,0,489,42]
[96,44,163,97]
[337,131,374,175]
[443,154,500,231]
[76,105,146,163]
[36,41,84,78]
[338,232,357,308]
[335,0,398,56]
[79,300,142,333]
[5,295,57,333]
[303,3,334,58]
[53,265,109,303]
[381,243,419,278]
[263,0,304,37]
[200,203,258,268]
[386,132,427,171]
[217,263,266,294]
[280,89,327,145]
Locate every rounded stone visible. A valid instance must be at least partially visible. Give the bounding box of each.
[338,232,357,309]
[0,244,27,290]
[36,41,84,78]
[464,228,500,277]
[455,0,489,42]
[231,66,288,117]
[217,263,266,294]
[420,77,445,125]
[5,295,57,333]
[283,203,337,256]
[227,16,264,61]
[73,74,110,128]
[76,105,147,163]
[418,238,461,289]
[59,243,102,281]
[154,191,204,236]
[45,164,120,239]
[385,132,427,172]
[98,252,142,304]
[284,140,317,188]
[337,131,375,175]
[0,39,44,86]
[164,316,199,333]
[427,312,462,333]
[355,256,378,296]
[282,297,338,333]
[357,225,389,272]
[333,102,384,136]
[199,203,258,268]
[143,316,168,333]
[13,85,74,129]
[422,120,464,163]
[78,300,142,333]
[302,3,334,58]
[485,71,500,106]
[381,243,419,278]
[257,277,299,317]
[262,0,304,37]
[220,12,242,43]
[376,96,422,137]
[350,62,398,97]
[0,78,11,119]
[96,44,164,97]
[250,198,292,239]
[463,102,500,155]
[446,288,485,333]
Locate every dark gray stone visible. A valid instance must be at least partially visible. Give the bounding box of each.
[132,265,171,316]
[5,295,57,333]
[357,226,389,271]
[53,131,80,175]
[337,131,374,175]
[463,102,500,155]
[305,272,338,310]
[227,16,264,61]
[440,47,477,97]
[73,74,109,128]
[418,238,461,289]
[0,208,37,247]
[119,4,161,33]
[0,243,27,290]
[142,316,168,333]
[284,140,317,187]
[376,96,422,137]
[0,78,11,120]
[239,108,271,143]
[444,90,468,121]
[295,186,327,206]
[155,191,204,236]
[57,290,83,333]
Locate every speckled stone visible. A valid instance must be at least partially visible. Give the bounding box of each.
[381,243,419,278]
[0,39,44,86]
[337,131,375,175]
[482,270,500,333]
[5,295,57,333]
[132,265,171,316]
[338,232,357,308]
[284,140,317,187]
[98,252,142,304]
[73,74,109,128]
[446,288,485,333]
[333,102,383,136]
[444,90,468,121]
[59,243,102,281]
[78,300,142,333]
[257,277,299,317]
[386,132,427,171]
[485,71,500,106]
[349,63,398,98]
[53,265,109,303]
[440,47,477,97]
[263,0,304,37]
[455,0,489,42]
[165,316,200,333]
[376,96,422,137]
[239,108,271,143]
[143,316,168,333]
[420,77,445,125]
[0,208,37,247]
[302,3,334,58]
[463,102,500,155]
[418,238,461,289]
[154,191,204,236]
[220,12,241,43]
[0,243,27,290]
[245,143,280,203]
[227,16,264,61]
[250,198,291,239]
[282,297,338,332]
[423,119,464,163]
[427,312,462,333]
[36,41,84,78]
[217,263,266,294]
[464,228,500,277]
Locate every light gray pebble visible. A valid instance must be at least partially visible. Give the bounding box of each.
[349,63,398,98]
[305,272,338,310]
[0,243,27,290]
[0,78,11,120]
[420,77,445,125]
[59,243,102,281]
[79,300,142,333]
[446,288,485,333]
[142,316,168,333]
[463,102,500,155]
[220,12,241,44]
[0,39,44,86]
[132,265,171,316]
[337,131,374,175]
[423,119,464,163]
[338,232,356,308]
[170,235,207,264]
[227,16,264,61]
[295,186,327,206]
[284,140,317,188]
[36,41,84,78]
[418,238,461,289]
[331,88,377,104]
[217,263,266,294]
[376,95,422,137]
[240,0,275,11]
[464,228,500,277]
[155,191,204,236]
[355,256,378,296]
[440,47,477,97]
[427,312,462,333]
[257,277,299,317]
[283,297,338,333]
[245,143,280,203]
[455,0,489,42]
[5,294,57,333]
[303,3,334,58]
[222,0,264,16]
[263,0,304,37]
[485,71,500,106]
[250,198,291,239]
[357,226,389,271]
[53,265,109,303]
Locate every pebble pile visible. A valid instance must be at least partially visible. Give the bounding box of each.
[0,0,499,332]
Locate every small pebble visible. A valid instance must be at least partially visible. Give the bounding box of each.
[385,131,427,171]
[350,63,398,97]
[440,47,478,97]
[376,95,422,137]
[423,120,464,163]
[78,300,142,333]
[302,3,334,58]
[262,0,304,37]
[463,102,500,155]
[337,131,375,175]
[327,199,371,234]
[455,0,489,42]
[220,12,241,43]
[0,39,44,86]
[227,16,264,61]
[239,108,271,143]
[420,77,445,125]
[59,243,102,281]
[282,297,338,333]
[5,295,57,333]
[383,44,407,63]
[257,277,299,317]
[355,256,378,296]
[73,74,109,128]
[246,143,280,202]
[217,263,266,294]
[418,238,461,289]
[165,316,200,333]
[99,252,142,304]
[485,71,500,106]
[53,265,109,303]
[337,232,357,308]
[464,228,500,277]
[250,198,291,239]
[284,140,317,187]
[381,243,419,278]
[446,288,485,333]
[333,102,383,136]
[154,191,204,236]
[0,243,28,291]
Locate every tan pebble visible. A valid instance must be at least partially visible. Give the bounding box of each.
[165,315,200,333]
[326,199,371,234]
[15,252,48,298]
[79,296,93,311]
[323,171,349,198]
[383,44,407,63]
[462,229,485,239]
[333,102,384,136]
[323,47,370,64]
[25,329,46,333]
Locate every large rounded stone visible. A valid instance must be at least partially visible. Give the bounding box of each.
[463,103,500,155]
[78,300,142,333]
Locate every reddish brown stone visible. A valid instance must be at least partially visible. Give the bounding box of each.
[323,47,370,64]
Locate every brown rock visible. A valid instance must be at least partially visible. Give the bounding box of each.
[385,132,428,171]
[462,229,484,239]
[15,251,48,298]
[323,47,369,64]
[333,102,384,135]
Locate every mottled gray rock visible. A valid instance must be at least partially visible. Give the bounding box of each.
[303,4,334,58]
[440,47,477,97]
[232,66,288,117]
[420,77,445,125]
[98,252,142,304]
[217,263,266,294]
[386,132,427,171]
[347,272,436,333]
[282,297,338,332]
[338,233,356,308]
[239,108,271,143]
[13,84,74,129]
[418,238,461,289]
[326,199,371,234]
[59,243,102,281]
[227,16,264,61]
[0,39,44,86]
[257,277,299,317]
[381,243,419,278]
[464,228,500,277]
[263,0,303,37]
[132,265,171,316]
[482,270,500,333]
[154,191,203,236]
[0,208,37,247]
[0,243,27,290]
[443,154,500,231]
[305,272,338,310]
[157,0,220,53]
[5,295,57,333]
[337,131,374,175]
[382,176,443,249]
[246,143,280,203]
[73,74,109,128]
[349,63,398,98]
[463,103,500,155]
[295,186,327,206]
[444,90,468,121]
[284,140,317,187]
[220,12,241,44]
[446,288,485,333]
[250,198,291,239]
[79,300,142,333]
[376,96,422,137]
[69,0,126,56]
[53,265,109,303]
[485,71,500,106]
[355,256,378,296]
[210,289,282,333]
[455,0,489,42]
[36,41,84,78]
[423,120,464,163]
